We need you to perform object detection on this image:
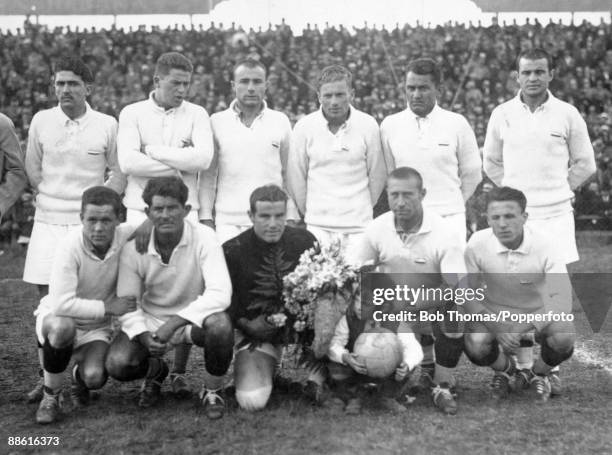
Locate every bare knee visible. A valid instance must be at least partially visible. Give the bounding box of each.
[79,364,107,390]
[464,333,496,365]
[105,338,146,381]
[547,332,575,354]
[43,316,76,347]
[235,386,272,411]
[201,312,233,339]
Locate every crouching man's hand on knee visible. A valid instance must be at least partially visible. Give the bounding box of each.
[342,352,367,375]
[138,332,167,357]
[394,362,410,382]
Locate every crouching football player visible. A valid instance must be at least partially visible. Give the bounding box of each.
[34,187,136,424]
[326,298,423,414]
[463,187,575,402]
[105,177,234,419]
[223,185,317,411]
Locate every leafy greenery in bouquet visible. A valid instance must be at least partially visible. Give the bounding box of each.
[281,240,359,359]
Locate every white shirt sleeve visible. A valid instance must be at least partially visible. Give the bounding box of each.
[286,122,309,217]
[567,108,596,190]
[365,120,387,206]
[103,117,127,194]
[25,113,43,190]
[328,315,350,364]
[117,107,179,177]
[456,116,482,201]
[380,119,397,173]
[145,107,214,173]
[47,236,106,320]
[116,243,148,338]
[175,229,232,326]
[483,107,505,186]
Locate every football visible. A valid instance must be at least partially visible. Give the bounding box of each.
[353,327,403,378]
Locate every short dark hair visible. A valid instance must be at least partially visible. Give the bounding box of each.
[81,186,122,217]
[516,48,552,71]
[155,52,193,77]
[317,65,352,91]
[55,56,94,83]
[233,58,267,79]
[142,177,189,207]
[387,167,424,190]
[486,186,527,212]
[249,184,288,213]
[406,58,441,86]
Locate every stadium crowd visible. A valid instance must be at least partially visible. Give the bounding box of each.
[0,16,611,241]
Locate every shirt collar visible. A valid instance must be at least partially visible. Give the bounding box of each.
[80,225,121,261]
[516,90,554,112]
[317,105,353,131]
[57,102,91,125]
[230,99,268,121]
[406,103,439,122]
[148,91,181,114]
[494,225,532,255]
[146,219,191,258]
[394,208,434,237]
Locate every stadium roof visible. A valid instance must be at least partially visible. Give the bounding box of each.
[472,0,612,12]
[0,0,227,15]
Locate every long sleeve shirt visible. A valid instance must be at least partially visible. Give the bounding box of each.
[287,106,387,232]
[36,224,134,331]
[25,104,125,224]
[0,113,26,220]
[118,94,213,213]
[381,104,482,216]
[198,100,298,224]
[464,226,572,331]
[483,91,596,219]
[117,220,231,338]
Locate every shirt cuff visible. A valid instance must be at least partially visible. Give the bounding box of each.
[118,309,148,340]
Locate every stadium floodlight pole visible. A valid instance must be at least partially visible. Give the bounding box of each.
[248,37,318,93]
[376,32,400,91]
[450,30,483,108]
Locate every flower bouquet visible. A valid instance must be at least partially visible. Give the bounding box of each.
[280,239,359,359]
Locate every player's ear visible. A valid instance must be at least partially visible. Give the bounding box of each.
[183,204,192,217]
[84,83,92,96]
[549,68,555,80]
[248,210,255,223]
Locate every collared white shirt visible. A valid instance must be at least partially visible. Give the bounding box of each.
[117,220,231,336]
[25,103,125,224]
[36,224,134,330]
[287,105,386,232]
[381,104,481,216]
[484,91,596,218]
[198,99,297,224]
[118,93,214,213]
[464,225,571,329]
[354,210,467,284]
